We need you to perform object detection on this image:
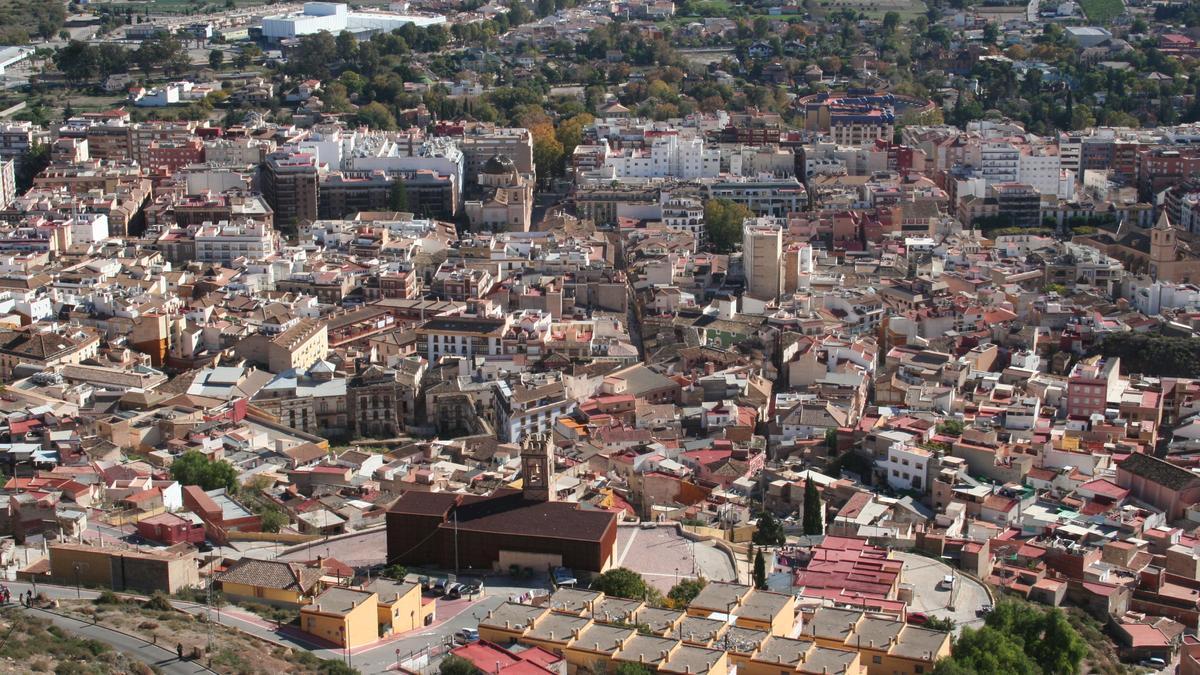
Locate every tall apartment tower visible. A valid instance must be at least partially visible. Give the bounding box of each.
[264,151,320,231]
[742,216,784,301]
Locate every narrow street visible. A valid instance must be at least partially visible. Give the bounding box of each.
[6,585,213,675]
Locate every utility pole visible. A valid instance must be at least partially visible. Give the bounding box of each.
[453,510,459,576]
[206,570,213,662]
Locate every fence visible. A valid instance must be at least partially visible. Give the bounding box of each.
[680,523,756,543]
[392,638,453,673]
[105,505,166,526]
[225,531,320,544]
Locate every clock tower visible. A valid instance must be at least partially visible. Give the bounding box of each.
[521,432,554,502]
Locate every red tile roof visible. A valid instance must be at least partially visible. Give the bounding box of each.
[793,536,901,600]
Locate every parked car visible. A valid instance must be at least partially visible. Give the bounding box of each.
[431,578,449,595]
[460,577,484,596]
[1140,657,1166,668]
[639,521,658,529]
[445,583,464,599]
[455,628,479,644]
[907,612,929,625]
[939,574,956,590]
[197,541,214,553]
[975,604,993,617]
[552,567,577,587]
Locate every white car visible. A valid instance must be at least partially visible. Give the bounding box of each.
[939,574,956,590]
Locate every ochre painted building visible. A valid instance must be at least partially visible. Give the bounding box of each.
[300,587,379,648]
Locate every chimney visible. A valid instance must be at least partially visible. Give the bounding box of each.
[869,640,874,648]
[549,631,556,640]
[495,662,501,675]
[594,642,600,651]
[685,667,691,674]
[640,655,646,664]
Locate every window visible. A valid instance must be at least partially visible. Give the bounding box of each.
[916,667,924,674]
[872,656,881,664]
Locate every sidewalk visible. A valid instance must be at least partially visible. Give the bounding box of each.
[348,594,482,656]
[3,578,493,667]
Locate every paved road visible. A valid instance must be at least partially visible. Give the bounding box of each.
[4,577,547,675]
[615,525,737,591]
[14,602,212,674]
[892,551,991,633]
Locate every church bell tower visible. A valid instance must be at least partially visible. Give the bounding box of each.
[521,432,554,502]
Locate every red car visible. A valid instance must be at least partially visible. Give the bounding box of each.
[907,612,929,625]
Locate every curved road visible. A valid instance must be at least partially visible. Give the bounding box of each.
[4,577,544,675]
[11,601,212,674]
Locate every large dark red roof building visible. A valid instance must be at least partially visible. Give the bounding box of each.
[385,434,618,572]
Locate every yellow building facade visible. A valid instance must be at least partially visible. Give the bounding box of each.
[300,587,379,648]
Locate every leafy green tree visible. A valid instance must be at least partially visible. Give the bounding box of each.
[753,510,786,546]
[1097,332,1200,378]
[1031,608,1087,675]
[54,40,99,84]
[933,626,1038,675]
[133,34,188,78]
[824,428,838,453]
[389,179,410,212]
[704,198,751,253]
[882,11,900,34]
[555,113,594,160]
[753,550,767,589]
[384,564,408,580]
[924,616,955,632]
[802,478,823,535]
[170,450,238,492]
[612,663,653,675]
[290,31,337,79]
[935,602,1087,675]
[208,48,223,70]
[982,22,1000,45]
[16,143,50,192]
[592,568,661,603]
[439,655,477,675]
[259,508,287,533]
[667,578,705,608]
[335,30,357,62]
[936,420,964,436]
[356,101,397,130]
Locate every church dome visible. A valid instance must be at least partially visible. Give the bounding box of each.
[481,154,517,176]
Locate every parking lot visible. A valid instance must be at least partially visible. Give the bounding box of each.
[615,525,738,592]
[892,550,991,632]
